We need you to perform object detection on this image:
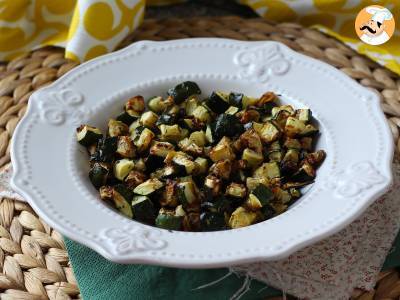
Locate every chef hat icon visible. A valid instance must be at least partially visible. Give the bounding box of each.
[366,6,393,24]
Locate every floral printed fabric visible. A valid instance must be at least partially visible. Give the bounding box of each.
[0,1,399,74]
[232,163,400,300]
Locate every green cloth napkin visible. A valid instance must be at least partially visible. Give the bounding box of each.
[65,239,281,299]
[65,230,400,300]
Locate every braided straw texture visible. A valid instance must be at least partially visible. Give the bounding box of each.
[0,16,399,300]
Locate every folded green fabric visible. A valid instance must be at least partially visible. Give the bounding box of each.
[66,230,400,300]
[65,239,281,299]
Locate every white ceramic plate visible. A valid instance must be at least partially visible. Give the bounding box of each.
[11,38,393,268]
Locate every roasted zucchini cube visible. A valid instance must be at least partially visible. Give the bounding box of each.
[91,137,118,163]
[148,96,170,113]
[251,184,274,206]
[225,106,239,115]
[160,180,178,207]
[108,119,129,137]
[194,157,208,174]
[295,108,312,123]
[192,105,211,123]
[280,149,299,176]
[124,170,147,189]
[242,148,263,168]
[241,96,260,108]
[189,131,207,147]
[253,162,281,179]
[273,187,292,204]
[228,92,244,108]
[209,137,235,162]
[226,183,247,198]
[305,150,326,167]
[167,151,197,174]
[211,114,244,140]
[228,207,257,229]
[131,195,156,224]
[140,111,158,128]
[239,129,263,154]
[200,211,226,231]
[125,95,145,113]
[116,110,140,125]
[205,125,214,144]
[116,136,136,158]
[300,137,313,151]
[291,162,316,182]
[149,141,175,157]
[178,138,203,156]
[99,185,113,201]
[271,105,295,117]
[155,209,182,230]
[284,138,301,150]
[185,96,199,116]
[245,177,269,191]
[159,124,182,142]
[89,163,109,189]
[134,128,155,152]
[113,159,135,181]
[204,175,222,196]
[258,121,280,143]
[134,178,164,195]
[300,124,319,137]
[113,184,134,218]
[168,81,201,104]
[204,92,230,114]
[177,181,199,207]
[76,125,102,146]
[285,117,306,137]
[210,159,232,180]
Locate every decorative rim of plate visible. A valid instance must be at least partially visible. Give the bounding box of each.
[10,38,394,267]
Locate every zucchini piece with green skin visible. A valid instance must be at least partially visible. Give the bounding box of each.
[284,138,301,150]
[134,128,155,153]
[295,109,312,123]
[291,162,316,182]
[89,163,109,189]
[178,138,203,156]
[300,137,313,151]
[271,105,295,117]
[229,92,244,108]
[91,137,118,163]
[116,110,140,125]
[134,178,164,195]
[260,204,275,220]
[185,97,199,116]
[108,119,129,137]
[251,184,274,206]
[169,151,198,174]
[155,209,182,230]
[151,165,184,180]
[113,184,134,219]
[177,181,199,208]
[99,185,113,201]
[194,157,208,174]
[114,159,135,180]
[211,114,244,140]
[167,81,201,104]
[204,92,230,113]
[159,124,183,142]
[76,125,102,146]
[209,137,235,162]
[210,159,232,180]
[131,195,155,224]
[304,150,326,167]
[200,212,226,231]
[204,175,222,196]
[189,131,207,147]
[280,149,299,176]
[124,170,147,189]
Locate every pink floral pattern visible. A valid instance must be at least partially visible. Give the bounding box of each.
[233,163,400,300]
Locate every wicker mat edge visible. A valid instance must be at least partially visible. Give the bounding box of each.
[0,16,399,300]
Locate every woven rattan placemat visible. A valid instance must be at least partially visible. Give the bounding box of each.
[0,16,399,300]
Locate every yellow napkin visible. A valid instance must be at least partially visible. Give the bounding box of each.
[0,0,398,74]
